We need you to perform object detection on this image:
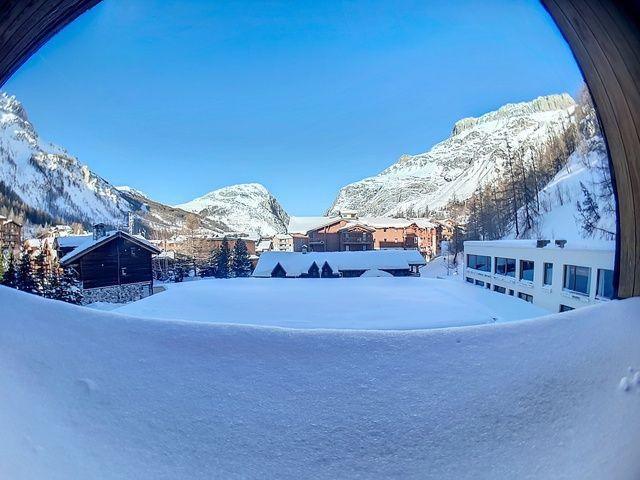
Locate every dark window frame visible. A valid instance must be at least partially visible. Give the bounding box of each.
[563,265,591,295]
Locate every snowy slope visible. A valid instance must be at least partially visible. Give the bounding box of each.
[176,183,289,236]
[2,285,640,479]
[0,92,290,237]
[0,92,131,226]
[329,94,576,216]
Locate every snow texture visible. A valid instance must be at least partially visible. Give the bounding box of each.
[1,285,639,479]
[114,277,543,329]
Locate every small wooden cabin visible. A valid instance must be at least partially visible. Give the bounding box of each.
[60,229,161,301]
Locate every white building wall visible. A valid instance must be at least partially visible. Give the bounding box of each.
[463,240,615,312]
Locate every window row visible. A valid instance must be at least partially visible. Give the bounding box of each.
[466,254,614,299]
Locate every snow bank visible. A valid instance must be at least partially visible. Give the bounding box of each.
[114,277,545,329]
[2,286,640,479]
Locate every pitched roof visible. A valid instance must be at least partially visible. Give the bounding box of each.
[55,234,92,249]
[60,230,161,265]
[252,250,426,277]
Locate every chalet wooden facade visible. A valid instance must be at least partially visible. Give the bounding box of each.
[307,220,375,252]
[301,216,441,257]
[60,229,161,304]
[0,216,22,256]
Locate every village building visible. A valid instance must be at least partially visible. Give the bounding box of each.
[289,214,441,257]
[463,239,616,313]
[0,215,22,257]
[59,225,161,305]
[256,237,273,254]
[252,250,426,278]
[272,233,294,252]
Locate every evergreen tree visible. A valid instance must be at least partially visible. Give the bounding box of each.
[576,181,614,239]
[200,248,219,278]
[58,267,83,304]
[44,261,62,300]
[33,250,49,296]
[214,238,230,278]
[1,254,18,288]
[0,253,4,282]
[231,239,253,277]
[17,252,38,294]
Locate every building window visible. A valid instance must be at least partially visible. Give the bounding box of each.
[596,269,615,299]
[467,254,491,272]
[495,257,516,277]
[466,277,474,284]
[563,265,591,295]
[494,285,506,294]
[543,262,553,286]
[508,289,514,296]
[518,292,533,303]
[520,260,534,282]
[559,304,574,312]
[485,283,491,289]
[474,279,485,287]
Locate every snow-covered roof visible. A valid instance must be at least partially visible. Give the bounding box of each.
[464,239,616,252]
[337,222,376,232]
[256,239,272,252]
[274,233,293,240]
[24,238,42,248]
[287,216,341,234]
[287,216,437,234]
[253,250,426,277]
[55,234,92,249]
[60,230,161,265]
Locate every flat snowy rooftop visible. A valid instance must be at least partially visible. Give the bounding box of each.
[113,277,546,329]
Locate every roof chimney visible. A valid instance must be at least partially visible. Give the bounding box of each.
[536,239,550,248]
[555,239,567,249]
[93,223,107,240]
[301,245,308,254]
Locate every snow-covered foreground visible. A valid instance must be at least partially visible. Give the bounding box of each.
[113,277,546,329]
[2,286,640,479]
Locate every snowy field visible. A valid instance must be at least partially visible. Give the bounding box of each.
[2,286,640,479]
[113,276,547,330]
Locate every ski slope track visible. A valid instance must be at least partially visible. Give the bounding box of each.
[1,286,639,479]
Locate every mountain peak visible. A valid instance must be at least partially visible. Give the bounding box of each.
[176,183,289,236]
[452,93,575,136]
[329,93,577,217]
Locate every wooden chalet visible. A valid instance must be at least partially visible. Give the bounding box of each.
[60,226,161,303]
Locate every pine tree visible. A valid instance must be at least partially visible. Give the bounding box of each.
[231,239,253,277]
[33,250,49,296]
[214,238,230,278]
[58,267,83,304]
[575,181,614,239]
[17,252,37,294]
[1,254,18,288]
[47,265,62,299]
[0,253,4,283]
[200,248,219,278]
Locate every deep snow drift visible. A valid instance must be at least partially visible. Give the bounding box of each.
[2,286,640,479]
[113,277,546,329]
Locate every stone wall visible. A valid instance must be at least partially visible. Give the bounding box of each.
[81,282,153,305]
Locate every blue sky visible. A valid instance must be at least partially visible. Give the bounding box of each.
[4,0,584,215]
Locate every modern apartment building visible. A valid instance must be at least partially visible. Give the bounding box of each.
[463,239,615,312]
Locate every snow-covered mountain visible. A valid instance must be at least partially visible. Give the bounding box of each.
[0,92,131,227]
[329,94,577,217]
[1,92,290,238]
[176,183,289,236]
[508,135,615,241]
